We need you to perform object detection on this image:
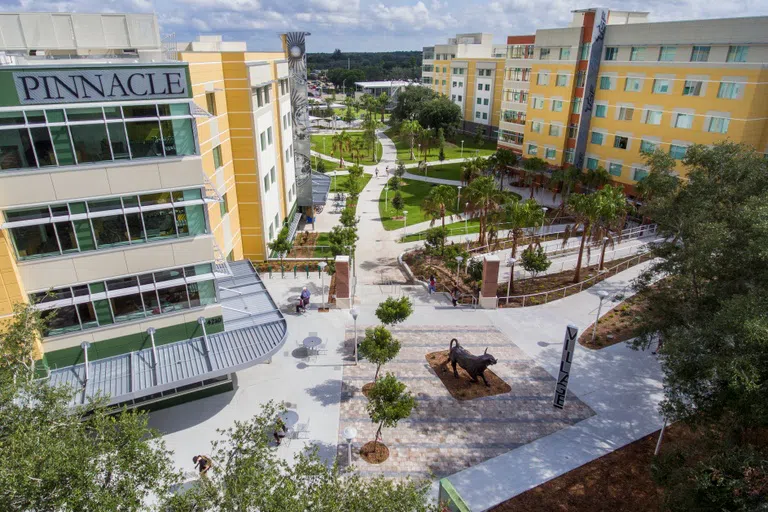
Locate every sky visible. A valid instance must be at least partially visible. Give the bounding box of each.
[1,0,767,52]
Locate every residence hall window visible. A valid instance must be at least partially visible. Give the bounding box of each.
[206,93,217,116]
[0,103,195,172]
[30,264,217,337]
[4,188,207,261]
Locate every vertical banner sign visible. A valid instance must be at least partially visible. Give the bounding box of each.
[573,8,608,170]
[281,32,313,207]
[553,324,579,409]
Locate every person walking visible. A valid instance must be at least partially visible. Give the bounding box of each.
[451,287,459,307]
[428,275,436,294]
[296,286,311,313]
[193,455,213,476]
[374,167,379,178]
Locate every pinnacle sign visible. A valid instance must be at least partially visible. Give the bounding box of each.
[13,68,189,105]
[553,324,579,409]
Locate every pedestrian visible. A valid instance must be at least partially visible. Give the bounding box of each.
[273,418,288,445]
[193,454,213,476]
[374,167,379,178]
[296,286,311,313]
[385,165,389,176]
[428,275,436,294]
[451,287,459,307]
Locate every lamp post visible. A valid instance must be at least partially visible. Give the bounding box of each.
[591,290,610,345]
[461,140,464,158]
[343,426,357,466]
[418,143,421,163]
[80,342,91,384]
[465,235,471,251]
[455,255,463,284]
[464,202,469,234]
[403,210,408,237]
[457,186,462,212]
[318,261,328,311]
[540,206,548,236]
[350,307,359,364]
[506,256,517,303]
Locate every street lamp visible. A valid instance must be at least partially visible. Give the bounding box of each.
[318,261,328,311]
[455,255,463,283]
[591,290,610,345]
[80,341,91,384]
[343,426,357,466]
[461,140,464,158]
[403,210,409,237]
[350,307,359,364]
[506,256,517,303]
[540,206,549,236]
[457,186,462,212]
[466,235,471,251]
[599,236,609,271]
[464,202,469,234]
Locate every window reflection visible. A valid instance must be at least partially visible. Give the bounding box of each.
[91,215,129,248]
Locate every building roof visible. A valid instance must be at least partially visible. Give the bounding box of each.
[311,172,331,206]
[47,260,287,407]
[355,80,413,88]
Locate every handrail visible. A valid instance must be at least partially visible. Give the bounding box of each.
[498,252,653,308]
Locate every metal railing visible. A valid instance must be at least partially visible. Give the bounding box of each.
[402,219,576,243]
[497,252,654,308]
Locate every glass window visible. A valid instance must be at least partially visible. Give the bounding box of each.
[111,292,145,323]
[674,113,693,129]
[188,281,217,308]
[579,43,591,60]
[608,163,622,176]
[613,136,629,149]
[658,46,676,62]
[633,168,649,181]
[143,208,176,240]
[107,276,138,291]
[604,47,618,61]
[89,282,106,294]
[122,104,157,118]
[73,220,95,251]
[643,110,662,125]
[0,111,26,126]
[539,48,550,59]
[49,126,75,166]
[270,166,276,184]
[549,125,561,137]
[77,302,98,330]
[669,145,687,159]
[170,103,190,116]
[206,93,217,116]
[65,107,103,122]
[618,107,634,121]
[126,213,145,242]
[177,204,206,236]
[571,98,581,114]
[260,132,266,151]
[11,224,59,259]
[559,48,570,60]
[640,140,658,153]
[682,81,702,96]
[29,127,56,166]
[157,284,189,313]
[551,100,563,112]
[69,124,111,164]
[717,82,741,99]
[726,46,748,63]
[599,76,612,90]
[706,117,729,134]
[629,47,645,61]
[690,46,710,62]
[104,106,122,120]
[93,299,113,326]
[107,123,130,159]
[545,148,556,159]
[527,144,537,156]
[212,145,223,169]
[160,119,195,156]
[556,74,567,86]
[142,290,161,316]
[45,110,65,123]
[42,306,81,336]
[590,132,604,145]
[56,222,77,253]
[92,215,130,248]
[624,78,642,92]
[0,128,35,170]
[594,105,607,118]
[476,98,482,105]
[536,73,549,86]
[652,79,670,94]
[586,157,599,170]
[6,207,50,222]
[126,120,163,158]
[154,268,184,283]
[267,127,273,145]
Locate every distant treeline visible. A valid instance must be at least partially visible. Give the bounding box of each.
[308,50,422,87]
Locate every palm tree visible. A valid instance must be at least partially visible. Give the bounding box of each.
[362,113,378,160]
[522,157,548,199]
[548,165,581,211]
[400,120,421,160]
[581,166,611,192]
[567,185,627,283]
[491,149,518,191]
[464,176,505,246]
[422,185,457,229]
[376,92,389,122]
[503,198,545,257]
[351,137,365,165]
[417,129,434,163]
[461,156,485,185]
[331,130,351,168]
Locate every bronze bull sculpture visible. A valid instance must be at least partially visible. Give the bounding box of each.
[449,338,497,386]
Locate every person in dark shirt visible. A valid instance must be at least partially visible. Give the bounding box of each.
[193,455,213,476]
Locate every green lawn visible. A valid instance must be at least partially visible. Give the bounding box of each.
[311,133,383,166]
[329,173,372,193]
[313,232,332,257]
[408,161,463,181]
[378,179,460,230]
[384,128,497,164]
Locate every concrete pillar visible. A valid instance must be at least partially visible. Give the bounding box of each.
[479,255,500,309]
[335,255,351,309]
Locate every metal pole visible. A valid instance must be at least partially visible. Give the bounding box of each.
[654,419,667,456]
[354,317,358,364]
[321,271,326,310]
[81,342,90,384]
[347,441,352,465]
[591,294,607,345]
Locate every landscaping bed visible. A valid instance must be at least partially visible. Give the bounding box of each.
[285,232,332,258]
[426,350,510,400]
[578,285,657,349]
[384,128,495,163]
[310,133,383,166]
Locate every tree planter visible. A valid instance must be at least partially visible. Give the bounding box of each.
[360,441,389,464]
[361,382,375,398]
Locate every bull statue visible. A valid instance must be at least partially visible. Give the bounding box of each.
[448,338,498,386]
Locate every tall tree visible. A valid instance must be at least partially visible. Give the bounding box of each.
[465,176,505,246]
[362,112,378,160]
[503,198,545,257]
[490,149,518,191]
[581,166,612,192]
[359,326,401,381]
[461,156,486,185]
[567,185,626,282]
[422,185,457,229]
[400,120,422,161]
[366,373,416,449]
[417,96,462,137]
[376,92,389,122]
[331,130,352,168]
[267,225,293,266]
[391,85,438,123]
[548,165,581,209]
[522,157,548,198]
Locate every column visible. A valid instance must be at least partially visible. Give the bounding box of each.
[335,255,351,309]
[479,255,500,309]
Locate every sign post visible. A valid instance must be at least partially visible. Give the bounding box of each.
[553,324,579,409]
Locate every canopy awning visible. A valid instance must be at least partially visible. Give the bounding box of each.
[47,261,287,407]
[311,171,331,206]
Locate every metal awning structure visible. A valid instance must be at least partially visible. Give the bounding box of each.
[311,171,331,206]
[47,260,287,407]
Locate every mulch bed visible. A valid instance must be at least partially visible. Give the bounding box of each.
[426,350,511,400]
[361,382,374,397]
[579,286,653,349]
[287,232,321,258]
[360,441,390,464]
[498,253,652,308]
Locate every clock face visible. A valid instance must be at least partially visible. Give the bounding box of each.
[290,45,302,58]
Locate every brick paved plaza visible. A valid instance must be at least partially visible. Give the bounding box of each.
[339,325,595,479]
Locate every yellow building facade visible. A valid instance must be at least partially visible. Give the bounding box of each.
[517,9,768,192]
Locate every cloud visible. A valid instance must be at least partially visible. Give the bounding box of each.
[370,1,457,31]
